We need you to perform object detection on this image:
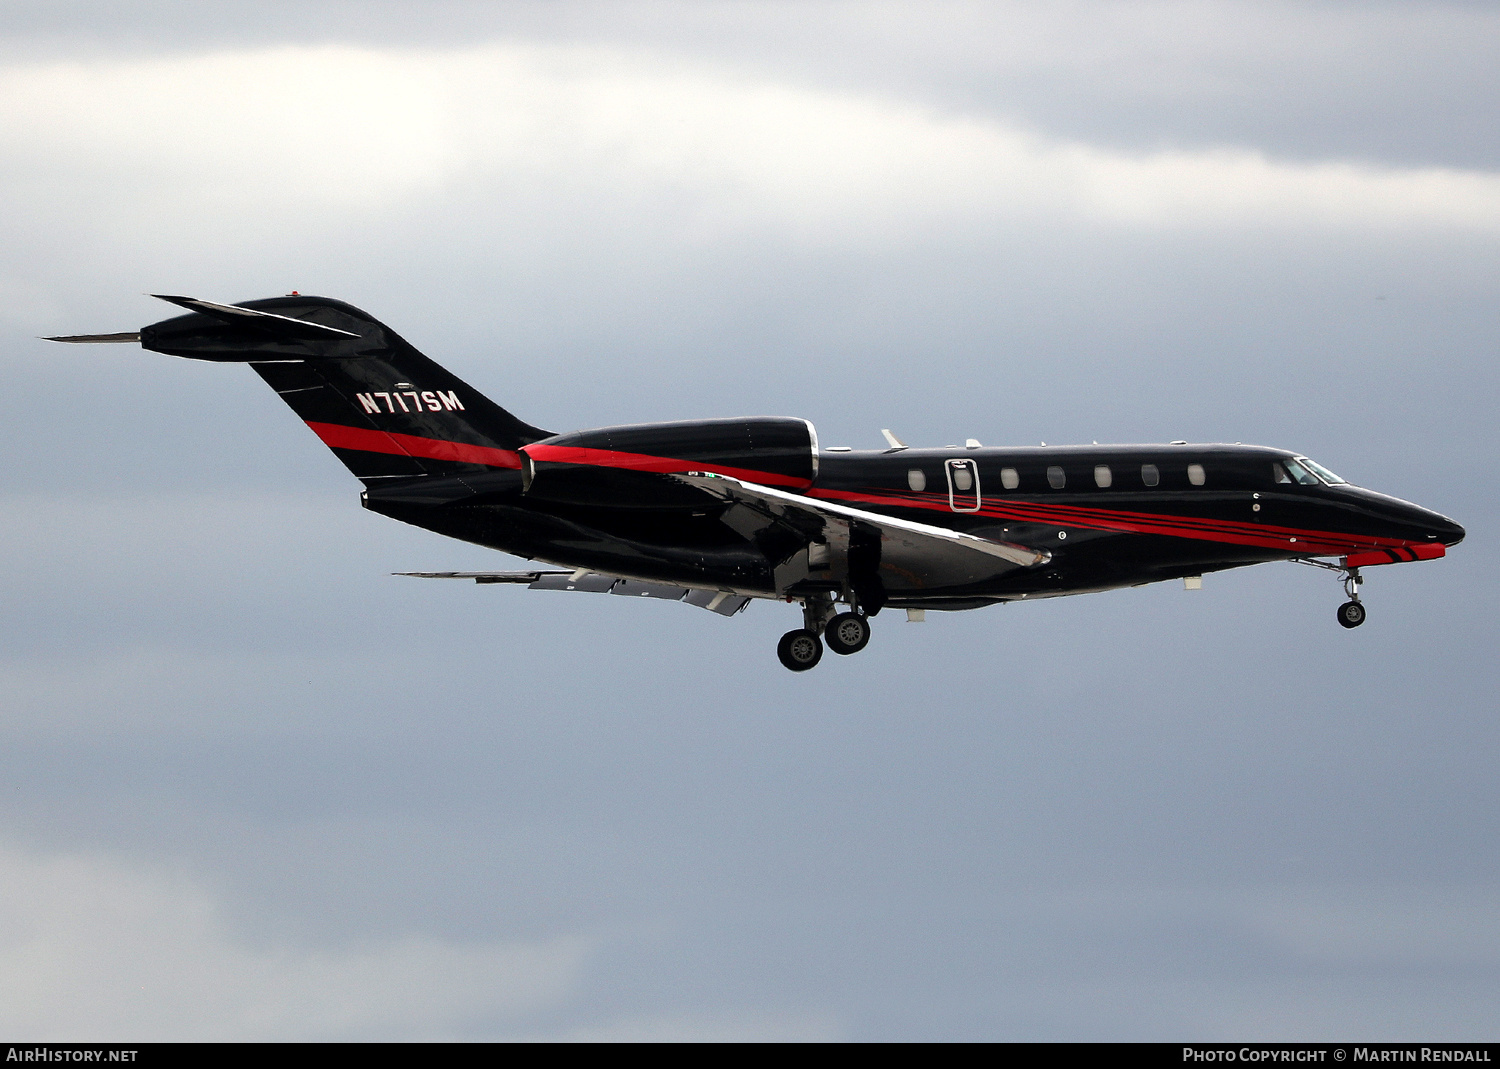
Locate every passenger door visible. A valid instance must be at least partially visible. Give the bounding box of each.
[945,458,981,512]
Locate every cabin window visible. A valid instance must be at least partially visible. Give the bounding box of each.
[952,466,973,491]
[1188,463,1206,486]
[907,469,926,492]
[1094,465,1112,488]
[1047,466,1065,489]
[1001,467,1019,490]
[1141,463,1160,487]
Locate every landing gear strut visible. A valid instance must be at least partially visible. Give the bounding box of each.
[1294,558,1367,629]
[1336,567,1366,629]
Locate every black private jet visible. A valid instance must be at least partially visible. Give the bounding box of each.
[49,294,1466,671]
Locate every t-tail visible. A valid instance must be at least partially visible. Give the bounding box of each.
[48,295,551,481]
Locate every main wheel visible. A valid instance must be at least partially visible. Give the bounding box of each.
[1337,600,1367,629]
[824,611,871,655]
[777,628,824,671]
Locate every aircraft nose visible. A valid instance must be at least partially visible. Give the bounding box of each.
[1414,507,1466,546]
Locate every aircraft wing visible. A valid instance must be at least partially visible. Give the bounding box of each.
[396,569,752,616]
[671,472,1051,593]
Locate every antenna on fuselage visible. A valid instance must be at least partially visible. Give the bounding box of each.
[881,429,907,452]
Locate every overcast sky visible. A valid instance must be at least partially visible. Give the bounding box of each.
[0,0,1496,1041]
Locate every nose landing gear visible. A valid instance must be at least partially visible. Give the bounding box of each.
[1336,567,1366,628]
[1294,557,1367,629]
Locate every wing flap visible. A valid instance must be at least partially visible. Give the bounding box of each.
[395,570,751,616]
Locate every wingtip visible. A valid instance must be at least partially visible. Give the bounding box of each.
[42,332,142,344]
[149,293,198,309]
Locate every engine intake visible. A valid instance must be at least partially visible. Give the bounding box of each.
[520,417,817,507]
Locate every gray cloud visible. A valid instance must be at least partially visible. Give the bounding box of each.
[2,0,1497,169]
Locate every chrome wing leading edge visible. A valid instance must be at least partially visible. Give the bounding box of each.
[671,472,1051,595]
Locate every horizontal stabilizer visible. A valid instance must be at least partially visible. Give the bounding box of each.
[400,570,556,583]
[43,332,141,343]
[151,295,361,340]
[397,570,752,616]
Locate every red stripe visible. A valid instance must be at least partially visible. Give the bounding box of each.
[522,443,812,489]
[297,427,1437,559]
[1344,544,1444,568]
[806,486,1427,557]
[305,422,521,469]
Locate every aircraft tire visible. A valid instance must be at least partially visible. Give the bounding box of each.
[824,612,871,655]
[777,629,824,671]
[1337,600,1367,629]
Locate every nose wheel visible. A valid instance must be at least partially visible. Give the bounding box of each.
[1295,557,1367,629]
[1336,567,1366,628]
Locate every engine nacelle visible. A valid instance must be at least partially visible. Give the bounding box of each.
[520,417,818,507]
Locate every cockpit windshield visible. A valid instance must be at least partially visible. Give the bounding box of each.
[1283,456,1347,486]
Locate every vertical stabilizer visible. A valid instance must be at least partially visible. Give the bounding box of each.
[136,295,551,482]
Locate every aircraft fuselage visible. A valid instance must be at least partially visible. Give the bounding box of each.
[365,441,1464,610]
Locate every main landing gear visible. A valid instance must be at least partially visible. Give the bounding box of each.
[1295,558,1367,629]
[776,628,824,671]
[776,596,874,671]
[824,611,871,655]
